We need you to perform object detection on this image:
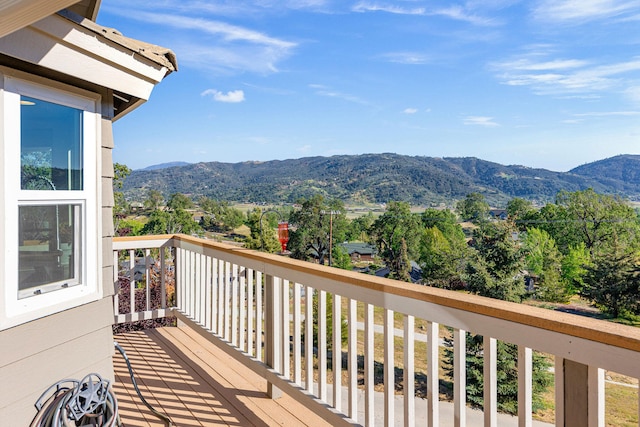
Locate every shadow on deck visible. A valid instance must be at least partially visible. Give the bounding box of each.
[113,326,331,427]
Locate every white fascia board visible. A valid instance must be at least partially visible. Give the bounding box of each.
[0,0,80,38]
[0,14,168,100]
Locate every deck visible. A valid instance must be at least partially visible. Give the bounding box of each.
[113,326,332,427]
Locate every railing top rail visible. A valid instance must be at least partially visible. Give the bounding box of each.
[114,234,640,354]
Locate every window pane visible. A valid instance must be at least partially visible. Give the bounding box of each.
[19,204,80,297]
[20,96,83,191]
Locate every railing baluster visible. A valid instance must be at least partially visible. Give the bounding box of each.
[319,290,327,401]
[518,345,533,427]
[427,321,439,427]
[224,261,231,341]
[282,279,290,380]
[384,309,394,427]
[365,303,374,426]
[484,336,498,427]
[199,253,206,326]
[293,282,302,386]
[239,266,247,352]
[404,315,415,427]
[265,274,282,398]
[333,293,342,411]
[256,271,263,361]
[217,259,224,336]
[129,249,135,315]
[160,247,166,309]
[231,263,239,346]
[588,366,604,427]
[348,299,358,423]
[144,249,150,312]
[454,328,466,427]
[113,250,119,316]
[194,252,202,324]
[204,255,212,330]
[305,286,314,394]
[209,256,217,332]
[247,268,254,357]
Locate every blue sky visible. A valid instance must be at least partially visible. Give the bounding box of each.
[98,0,640,172]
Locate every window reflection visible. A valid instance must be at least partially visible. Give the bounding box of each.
[20,96,83,191]
[18,204,79,297]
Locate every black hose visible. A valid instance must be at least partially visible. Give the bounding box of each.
[113,341,174,427]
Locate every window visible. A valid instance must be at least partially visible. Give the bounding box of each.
[1,71,100,329]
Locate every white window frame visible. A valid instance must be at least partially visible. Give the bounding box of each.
[0,70,101,330]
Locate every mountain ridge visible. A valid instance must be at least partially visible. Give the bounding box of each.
[122,153,640,206]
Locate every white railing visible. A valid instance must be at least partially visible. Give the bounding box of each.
[113,234,640,427]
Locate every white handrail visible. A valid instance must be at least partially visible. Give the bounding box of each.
[113,234,640,427]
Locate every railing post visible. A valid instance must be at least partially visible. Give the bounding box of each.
[264,273,282,399]
[560,360,604,427]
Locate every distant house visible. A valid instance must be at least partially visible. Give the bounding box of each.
[375,261,423,284]
[339,242,377,263]
[489,209,508,220]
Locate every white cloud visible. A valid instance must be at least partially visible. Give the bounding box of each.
[380,52,430,65]
[201,89,246,103]
[626,86,640,103]
[103,10,297,75]
[574,111,640,116]
[352,1,497,25]
[403,108,418,114]
[464,116,500,127]
[492,51,640,96]
[352,1,426,15]
[533,0,640,22]
[310,84,371,105]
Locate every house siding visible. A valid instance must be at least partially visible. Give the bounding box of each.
[0,112,116,427]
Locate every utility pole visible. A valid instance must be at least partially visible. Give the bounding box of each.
[322,210,340,267]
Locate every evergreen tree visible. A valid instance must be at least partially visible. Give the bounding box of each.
[465,221,525,303]
[444,334,552,414]
[582,252,640,318]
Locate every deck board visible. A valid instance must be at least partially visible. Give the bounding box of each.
[113,327,332,427]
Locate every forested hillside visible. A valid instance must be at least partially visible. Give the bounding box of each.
[122,153,640,205]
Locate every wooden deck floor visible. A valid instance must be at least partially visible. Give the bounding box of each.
[113,326,332,427]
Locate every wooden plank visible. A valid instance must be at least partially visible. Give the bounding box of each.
[159,326,334,427]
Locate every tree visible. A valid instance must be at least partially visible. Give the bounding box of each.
[144,189,164,211]
[198,197,245,232]
[444,335,552,415]
[167,193,194,211]
[506,197,535,231]
[561,243,591,294]
[142,208,201,235]
[582,252,640,318]
[523,228,569,303]
[345,212,375,242]
[556,189,640,257]
[465,221,525,303]
[288,195,347,265]
[243,207,282,253]
[456,193,489,223]
[369,201,421,282]
[419,226,469,289]
[112,163,131,233]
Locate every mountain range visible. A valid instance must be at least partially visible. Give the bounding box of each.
[122,154,640,207]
